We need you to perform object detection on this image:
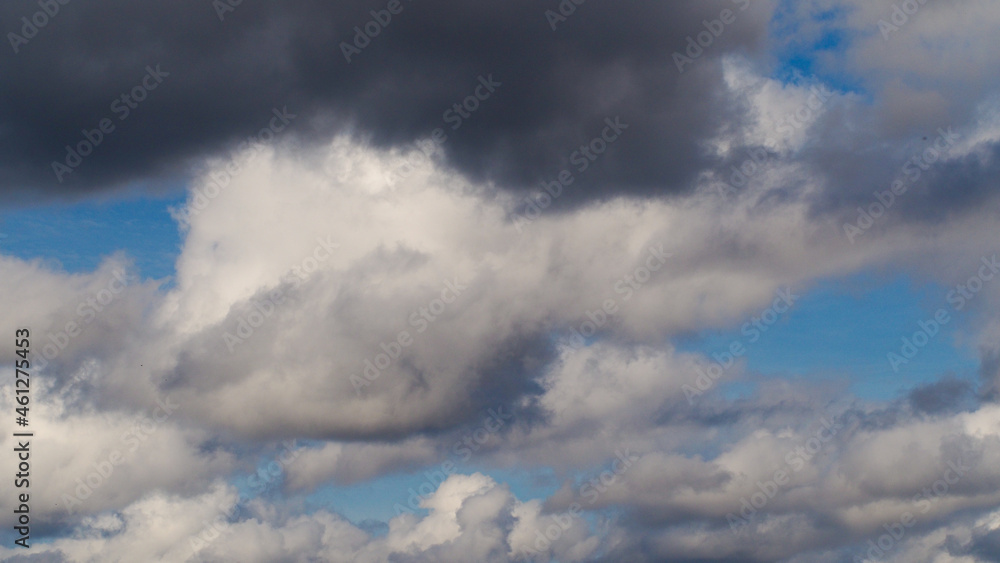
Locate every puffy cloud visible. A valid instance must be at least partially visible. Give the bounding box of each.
[5,32,1000,558]
[0,473,603,563]
[0,377,234,527]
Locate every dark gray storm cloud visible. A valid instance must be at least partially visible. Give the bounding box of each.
[798,122,1000,225]
[906,376,976,415]
[0,0,774,205]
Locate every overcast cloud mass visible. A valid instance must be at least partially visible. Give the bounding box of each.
[1,0,1000,561]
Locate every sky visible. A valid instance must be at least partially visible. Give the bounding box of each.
[2,1,1000,562]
